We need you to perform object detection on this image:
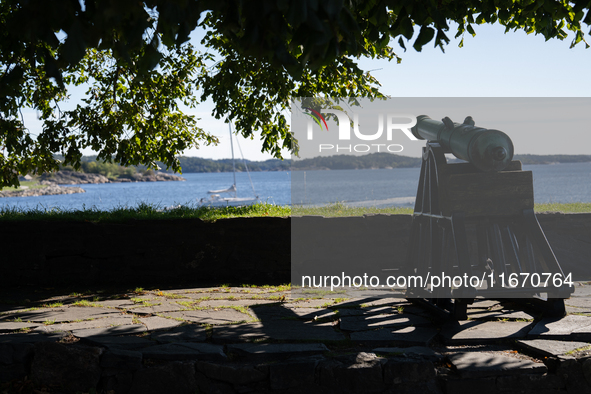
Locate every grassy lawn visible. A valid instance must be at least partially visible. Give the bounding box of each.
[294,202,591,216]
[292,202,413,216]
[533,202,591,213]
[0,202,291,222]
[0,180,48,191]
[0,201,590,222]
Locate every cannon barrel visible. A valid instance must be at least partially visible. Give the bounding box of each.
[411,115,514,172]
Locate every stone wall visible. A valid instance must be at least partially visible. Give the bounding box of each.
[1,213,589,289]
[1,339,590,394]
[536,213,591,280]
[292,212,591,283]
[1,217,290,288]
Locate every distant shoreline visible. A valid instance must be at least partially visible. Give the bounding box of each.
[180,153,591,173]
[1,171,185,198]
[46,153,591,176]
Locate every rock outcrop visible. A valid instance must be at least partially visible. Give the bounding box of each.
[1,170,184,198]
[39,170,185,185]
[0,184,85,198]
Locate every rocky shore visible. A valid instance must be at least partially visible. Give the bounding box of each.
[39,170,185,185]
[0,184,86,198]
[1,170,185,198]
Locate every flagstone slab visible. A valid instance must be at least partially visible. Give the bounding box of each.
[470,300,504,309]
[315,297,406,308]
[314,297,366,306]
[80,335,153,350]
[34,316,133,333]
[373,346,442,361]
[139,316,183,331]
[141,343,226,361]
[282,299,336,308]
[153,289,187,295]
[466,309,535,321]
[259,320,345,341]
[226,343,329,361]
[441,321,533,345]
[338,289,406,298]
[448,352,547,378]
[93,300,137,309]
[498,310,536,320]
[165,309,252,325]
[528,315,591,340]
[249,305,304,321]
[2,307,120,323]
[183,292,253,300]
[183,289,222,295]
[72,324,146,338]
[197,299,279,308]
[335,306,394,316]
[128,303,184,314]
[213,320,344,342]
[0,321,40,333]
[465,309,505,320]
[350,326,438,346]
[329,299,374,308]
[289,308,337,320]
[340,313,430,332]
[516,339,591,357]
[151,324,208,343]
[396,305,433,318]
[125,295,155,301]
[571,287,591,297]
[251,305,336,321]
[566,306,591,315]
[153,294,193,301]
[358,298,409,307]
[565,297,591,311]
[0,332,66,343]
[0,304,30,314]
[212,322,271,342]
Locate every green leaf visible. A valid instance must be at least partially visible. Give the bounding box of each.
[60,20,87,66]
[321,0,343,20]
[398,37,407,51]
[2,0,590,186]
[413,26,435,51]
[43,56,64,89]
[400,16,414,40]
[138,44,163,73]
[287,0,307,25]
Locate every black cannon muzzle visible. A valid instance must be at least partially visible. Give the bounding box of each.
[411,115,514,172]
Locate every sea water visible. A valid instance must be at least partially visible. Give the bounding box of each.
[1,163,590,211]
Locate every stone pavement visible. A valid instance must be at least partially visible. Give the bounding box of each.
[2,283,591,393]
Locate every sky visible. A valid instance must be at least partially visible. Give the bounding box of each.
[174,22,591,160]
[20,21,591,161]
[292,97,591,159]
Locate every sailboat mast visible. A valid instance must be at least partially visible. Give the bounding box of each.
[229,123,237,198]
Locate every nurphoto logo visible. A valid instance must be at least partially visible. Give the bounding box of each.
[302,106,418,154]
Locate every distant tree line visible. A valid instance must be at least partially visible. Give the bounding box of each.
[175,157,291,173]
[53,153,591,175]
[291,153,591,171]
[58,156,155,179]
[291,153,421,170]
[513,154,591,165]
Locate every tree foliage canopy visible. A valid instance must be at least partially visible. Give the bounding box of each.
[1,0,589,186]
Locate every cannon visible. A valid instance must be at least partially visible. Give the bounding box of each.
[404,115,573,319]
[411,115,514,172]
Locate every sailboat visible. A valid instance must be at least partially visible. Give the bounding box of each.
[199,123,260,206]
